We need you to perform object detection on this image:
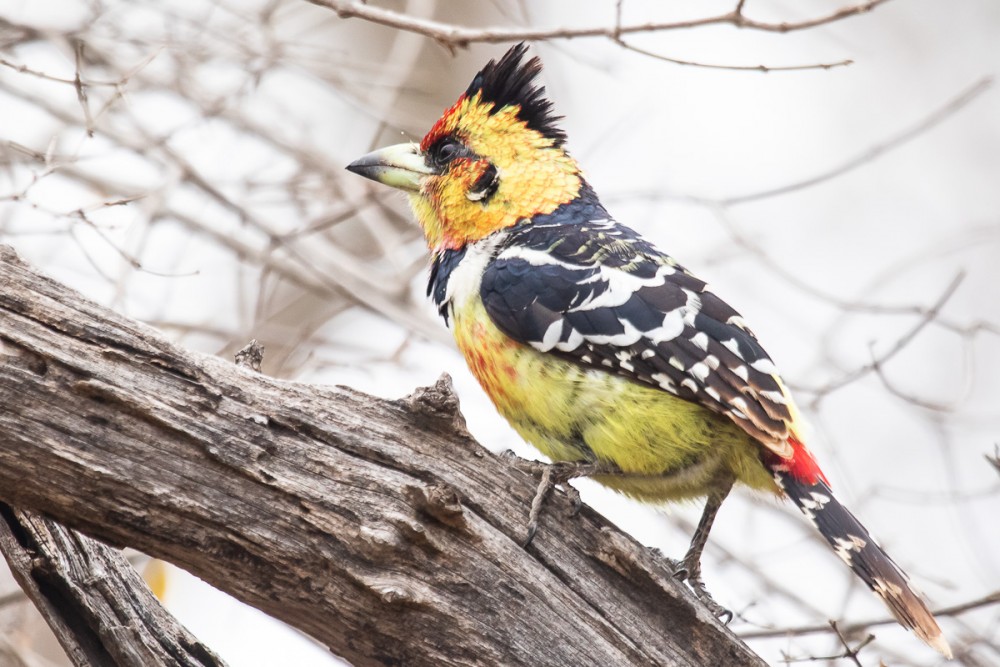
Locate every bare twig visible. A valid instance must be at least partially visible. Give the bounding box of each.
[72,39,95,137]
[780,621,875,665]
[306,0,893,47]
[70,207,200,279]
[611,38,854,72]
[602,0,856,71]
[871,361,959,412]
[740,590,1000,640]
[830,621,875,667]
[987,446,1000,478]
[721,76,993,205]
[803,272,964,406]
[0,56,120,86]
[610,76,992,209]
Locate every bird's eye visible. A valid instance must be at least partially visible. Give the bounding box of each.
[438,141,458,161]
[430,137,465,168]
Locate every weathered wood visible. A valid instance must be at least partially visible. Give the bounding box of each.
[0,244,766,667]
[0,506,225,667]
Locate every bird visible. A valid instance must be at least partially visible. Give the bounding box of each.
[346,43,950,658]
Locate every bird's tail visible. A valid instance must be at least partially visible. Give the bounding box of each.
[771,450,951,658]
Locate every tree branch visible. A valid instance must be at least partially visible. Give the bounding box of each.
[0,244,766,666]
[609,37,854,72]
[721,76,993,205]
[305,0,892,48]
[803,271,964,407]
[740,590,1000,641]
[0,506,225,667]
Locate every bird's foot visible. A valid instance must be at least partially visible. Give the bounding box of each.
[515,459,620,547]
[672,559,733,624]
[687,575,734,624]
[563,483,583,517]
[647,546,684,573]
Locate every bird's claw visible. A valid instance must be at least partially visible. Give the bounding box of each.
[515,459,617,547]
[688,576,733,623]
[563,483,583,516]
[522,521,539,548]
[669,554,732,622]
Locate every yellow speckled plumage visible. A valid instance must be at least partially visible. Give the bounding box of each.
[451,291,776,502]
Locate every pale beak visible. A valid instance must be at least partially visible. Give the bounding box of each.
[346,143,436,192]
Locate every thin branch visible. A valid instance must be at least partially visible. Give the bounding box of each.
[830,622,875,667]
[780,621,875,665]
[870,360,960,413]
[740,590,1000,640]
[986,446,1000,478]
[0,76,444,342]
[305,0,893,48]
[610,76,993,208]
[803,272,964,406]
[721,76,993,205]
[70,207,201,279]
[0,56,121,87]
[612,38,854,72]
[72,39,95,137]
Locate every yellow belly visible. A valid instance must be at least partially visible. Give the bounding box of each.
[452,300,777,502]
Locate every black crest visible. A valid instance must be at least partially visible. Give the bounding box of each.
[466,43,566,147]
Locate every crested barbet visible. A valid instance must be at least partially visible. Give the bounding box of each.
[347,44,950,658]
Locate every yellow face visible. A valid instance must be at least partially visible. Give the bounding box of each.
[348,91,582,252]
[411,91,582,250]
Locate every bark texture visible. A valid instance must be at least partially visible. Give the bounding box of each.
[0,506,224,667]
[0,245,766,667]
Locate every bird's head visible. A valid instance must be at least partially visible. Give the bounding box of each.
[347,44,583,251]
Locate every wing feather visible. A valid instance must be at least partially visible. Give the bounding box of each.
[480,222,794,454]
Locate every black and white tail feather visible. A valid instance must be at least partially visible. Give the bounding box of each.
[774,469,952,658]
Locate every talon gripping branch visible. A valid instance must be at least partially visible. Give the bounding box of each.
[348,44,950,657]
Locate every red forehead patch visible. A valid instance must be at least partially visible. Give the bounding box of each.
[420,95,467,152]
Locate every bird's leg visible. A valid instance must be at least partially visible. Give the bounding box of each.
[524,464,555,546]
[519,459,621,547]
[673,475,735,623]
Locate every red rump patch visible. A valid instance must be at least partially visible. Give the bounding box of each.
[786,436,829,485]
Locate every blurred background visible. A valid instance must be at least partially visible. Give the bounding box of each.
[1,0,998,665]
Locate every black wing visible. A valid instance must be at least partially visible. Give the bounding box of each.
[479,218,795,451]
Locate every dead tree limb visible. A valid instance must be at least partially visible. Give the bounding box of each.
[0,244,766,667]
[0,506,225,667]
